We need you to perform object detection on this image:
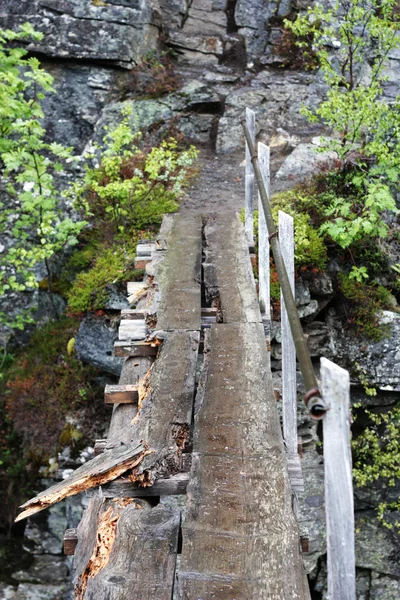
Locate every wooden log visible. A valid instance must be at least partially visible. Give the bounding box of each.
[245,107,255,247]
[203,213,262,324]
[90,473,190,499]
[279,210,298,457]
[73,497,180,600]
[258,142,271,320]
[177,323,310,600]
[114,341,159,358]
[104,384,139,405]
[15,443,150,522]
[321,358,356,600]
[155,213,202,331]
[64,528,78,555]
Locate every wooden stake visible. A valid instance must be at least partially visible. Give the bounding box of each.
[279,211,297,456]
[104,384,139,404]
[258,142,271,320]
[245,107,255,248]
[321,358,356,600]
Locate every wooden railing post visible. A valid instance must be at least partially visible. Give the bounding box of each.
[245,107,255,247]
[279,210,297,456]
[321,357,356,600]
[258,142,270,320]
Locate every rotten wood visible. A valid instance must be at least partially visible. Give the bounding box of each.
[64,528,78,555]
[177,323,310,600]
[203,213,262,324]
[104,384,139,405]
[134,257,152,270]
[15,443,151,522]
[73,497,180,599]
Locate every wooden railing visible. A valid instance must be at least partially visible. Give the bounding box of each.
[243,107,356,600]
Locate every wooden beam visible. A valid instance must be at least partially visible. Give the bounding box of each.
[118,320,147,341]
[245,107,255,247]
[134,257,152,270]
[258,142,271,320]
[114,341,159,358]
[178,323,310,599]
[321,358,356,600]
[73,498,180,599]
[94,439,107,456]
[64,528,78,555]
[104,384,139,405]
[119,309,148,320]
[136,242,156,257]
[91,473,190,498]
[279,210,298,457]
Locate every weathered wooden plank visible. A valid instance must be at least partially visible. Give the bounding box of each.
[118,319,147,341]
[127,281,148,296]
[203,213,262,324]
[156,213,175,250]
[93,473,190,498]
[104,384,139,405]
[15,443,150,522]
[120,309,147,320]
[114,340,159,358]
[155,213,202,331]
[245,107,255,247]
[134,257,152,269]
[321,358,356,600]
[136,242,156,257]
[177,323,310,600]
[279,210,298,457]
[64,528,78,555]
[109,331,199,474]
[73,498,180,600]
[258,142,271,319]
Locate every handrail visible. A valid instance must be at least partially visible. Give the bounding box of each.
[241,117,328,419]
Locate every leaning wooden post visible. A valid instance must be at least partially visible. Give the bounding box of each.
[279,211,297,456]
[258,142,270,320]
[321,358,356,600]
[245,107,255,247]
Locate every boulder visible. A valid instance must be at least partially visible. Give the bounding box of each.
[75,315,123,376]
[274,143,338,191]
[355,510,400,578]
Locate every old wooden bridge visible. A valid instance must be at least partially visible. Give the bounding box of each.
[16,111,356,600]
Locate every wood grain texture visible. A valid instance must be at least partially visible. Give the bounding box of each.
[118,320,147,341]
[279,211,298,457]
[114,341,158,358]
[75,501,180,600]
[245,107,255,246]
[177,323,310,600]
[321,358,356,600]
[258,142,270,320]
[104,384,139,405]
[92,473,190,498]
[154,213,202,331]
[203,213,262,324]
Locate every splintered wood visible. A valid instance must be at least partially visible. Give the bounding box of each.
[15,444,152,522]
[74,497,180,600]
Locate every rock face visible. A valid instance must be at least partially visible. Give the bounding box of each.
[75,316,123,376]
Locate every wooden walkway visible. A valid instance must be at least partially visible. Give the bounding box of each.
[16,210,310,599]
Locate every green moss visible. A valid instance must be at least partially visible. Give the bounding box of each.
[338,273,391,340]
[66,244,142,314]
[271,192,328,269]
